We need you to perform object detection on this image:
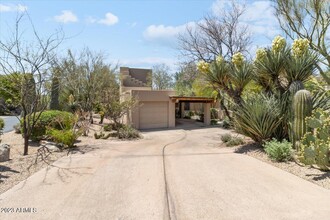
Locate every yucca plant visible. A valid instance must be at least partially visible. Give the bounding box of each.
[285,53,318,85]
[254,47,290,93]
[199,54,254,106]
[312,90,330,111]
[234,94,283,143]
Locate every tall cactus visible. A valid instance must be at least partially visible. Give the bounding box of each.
[292,89,313,149]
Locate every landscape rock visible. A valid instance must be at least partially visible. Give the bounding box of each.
[39,141,60,152]
[0,144,10,162]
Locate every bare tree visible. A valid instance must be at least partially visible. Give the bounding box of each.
[0,13,63,155]
[273,0,330,84]
[152,64,174,90]
[178,1,251,63]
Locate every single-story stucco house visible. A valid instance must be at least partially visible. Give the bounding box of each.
[120,67,216,130]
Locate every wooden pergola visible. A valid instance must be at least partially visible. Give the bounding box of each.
[169,96,215,103]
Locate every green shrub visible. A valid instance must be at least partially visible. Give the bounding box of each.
[226,137,245,147]
[103,124,112,131]
[234,94,283,143]
[221,117,232,129]
[23,110,74,141]
[221,133,232,143]
[264,139,292,162]
[221,133,245,146]
[94,131,111,140]
[211,119,218,125]
[0,118,4,131]
[47,128,78,148]
[210,108,218,119]
[118,125,140,139]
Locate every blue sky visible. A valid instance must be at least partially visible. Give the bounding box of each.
[0,0,282,72]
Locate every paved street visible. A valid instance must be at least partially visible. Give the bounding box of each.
[0,126,330,220]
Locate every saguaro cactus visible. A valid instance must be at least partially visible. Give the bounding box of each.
[292,90,313,149]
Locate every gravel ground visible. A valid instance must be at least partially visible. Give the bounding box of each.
[0,119,138,195]
[0,131,69,194]
[232,142,330,190]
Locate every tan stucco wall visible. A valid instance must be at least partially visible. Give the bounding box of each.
[130,90,176,129]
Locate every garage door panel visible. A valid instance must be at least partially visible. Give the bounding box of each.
[139,102,168,129]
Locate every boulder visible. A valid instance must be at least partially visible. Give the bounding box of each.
[0,144,10,162]
[39,141,60,152]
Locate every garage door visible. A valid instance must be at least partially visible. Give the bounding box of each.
[139,102,168,129]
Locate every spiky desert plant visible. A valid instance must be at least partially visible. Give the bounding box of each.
[292,90,313,149]
[254,46,290,94]
[201,55,253,106]
[234,94,283,143]
[300,109,330,170]
[312,90,330,111]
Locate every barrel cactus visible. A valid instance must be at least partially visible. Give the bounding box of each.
[292,90,313,149]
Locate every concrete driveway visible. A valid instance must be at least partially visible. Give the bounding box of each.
[0,126,330,220]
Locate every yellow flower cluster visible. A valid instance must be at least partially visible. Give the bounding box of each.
[272,35,286,53]
[255,48,267,61]
[292,38,309,57]
[216,55,224,64]
[197,60,210,73]
[232,52,244,67]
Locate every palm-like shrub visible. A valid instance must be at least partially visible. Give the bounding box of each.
[199,54,254,106]
[234,94,283,143]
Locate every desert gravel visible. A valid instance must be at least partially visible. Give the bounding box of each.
[232,142,330,190]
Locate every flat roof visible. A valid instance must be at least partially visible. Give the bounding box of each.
[170,96,215,103]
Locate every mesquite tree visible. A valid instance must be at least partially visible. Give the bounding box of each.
[0,14,63,155]
[178,0,251,63]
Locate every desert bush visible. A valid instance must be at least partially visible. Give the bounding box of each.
[264,139,292,162]
[211,119,218,125]
[23,110,74,141]
[103,124,112,131]
[94,131,111,140]
[118,125,140,139]
[210,108,218,119]
[222,117,232,129]
[234,94,283,143]
[226,137,245,147]
[221,133,232,143]
[220,133,244,146]
[46,128,78,148]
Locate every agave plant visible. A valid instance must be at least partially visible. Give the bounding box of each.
[233,94,283,143]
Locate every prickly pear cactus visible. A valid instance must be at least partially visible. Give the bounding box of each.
[292,90,313,148]
[300,109,330,170]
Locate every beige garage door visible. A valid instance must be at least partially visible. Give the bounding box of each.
[139,102,168,129]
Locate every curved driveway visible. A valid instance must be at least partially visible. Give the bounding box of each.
[0,126,330,220]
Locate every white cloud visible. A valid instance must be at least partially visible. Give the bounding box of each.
[98,12,118,26]
[143,22,195,46]
[212,0,281,42]
[0,4,27,12]
[54,10,78,23]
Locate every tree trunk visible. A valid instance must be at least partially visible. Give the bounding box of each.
[23,135,29,155]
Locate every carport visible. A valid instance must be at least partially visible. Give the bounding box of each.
[170,96,215,126]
